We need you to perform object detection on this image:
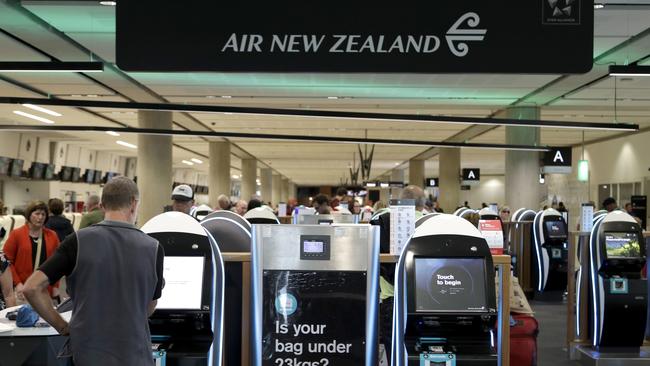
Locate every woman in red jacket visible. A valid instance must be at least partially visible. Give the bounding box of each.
[4,200,60,302]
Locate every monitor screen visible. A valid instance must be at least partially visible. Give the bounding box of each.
[545,220,567,239]
[60,166,72,181]
[30,162,45,180]
[0,157,11,176]
[44,164,55,180]
[303,240,324,253]
[10,159,24,177]
[156,256,205,310]
[84,169,95,184]
[415,258,488,313]
[605,232,641,258]
[71,167,81,182]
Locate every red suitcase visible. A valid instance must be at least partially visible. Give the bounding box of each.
[510,314,539,366]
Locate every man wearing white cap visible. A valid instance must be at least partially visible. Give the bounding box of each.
[171,184,194,215]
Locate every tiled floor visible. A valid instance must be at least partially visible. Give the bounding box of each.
[531,300,582,366]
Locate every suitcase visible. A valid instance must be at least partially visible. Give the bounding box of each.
[510,314,538,366]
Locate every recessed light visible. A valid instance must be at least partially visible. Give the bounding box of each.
[191,158,203,164]
[327,96,339,100]
[99,1,117,6]
[224,112,234,115]
[221,95,232,99]
[106,131,120,136]
[232,174,239,179]
[181,160,194,166]
[21,104,62,117]
[594,3,604,9]
[13,110,55,124]
[116,140,137,149]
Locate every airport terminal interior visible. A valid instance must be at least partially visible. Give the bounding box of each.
[0,0,650,365]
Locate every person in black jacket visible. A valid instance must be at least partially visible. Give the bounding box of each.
[45,198,74,242]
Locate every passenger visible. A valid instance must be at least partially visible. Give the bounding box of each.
[0,251,16,309]
[499,206,511,222]
[171,184,195,215]
[3,200,60,302]
[312,194,331,215]
[0,199,6,241]
[286,198,298,216]
[45,198,74,242]
[433,201,444,213]
[247,198,263,211]
[624,203,642,225]
[330,187,348,209]
[602,197,617,212]
[557,201,568,213]
[78,195,104,229]
[233,199,248,216]
[216,194,231,211]
[349,199,362,215]
[24,176,165,365]
[400,185,428,217]
[373,200,387,212]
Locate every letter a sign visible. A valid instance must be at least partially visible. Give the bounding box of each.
[543,147,572,174]
[462,168,480,185]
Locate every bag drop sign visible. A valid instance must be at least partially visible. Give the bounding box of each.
[116,1,593,73]
[263,270,367,366]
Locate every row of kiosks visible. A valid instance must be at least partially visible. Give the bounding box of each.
[575,210,648,359]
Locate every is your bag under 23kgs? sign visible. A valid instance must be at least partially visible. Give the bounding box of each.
[116,1,593,73]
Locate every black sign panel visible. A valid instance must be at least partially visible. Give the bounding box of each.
[462,168,480,181]
[116,1,594,73]
[262,270,366,366]
[543,147,572,166]
[425,177,438,187]
[631,195,647,230]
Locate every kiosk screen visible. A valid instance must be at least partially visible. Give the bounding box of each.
[605,232,641,258]
[157,256,205,310]
[545,220,567,239]
[415,258,487,313]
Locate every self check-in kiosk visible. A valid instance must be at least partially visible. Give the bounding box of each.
[587,211,647,348]
[532,208,569,299]
[142,212,225,366]
[294,213,360,225]
[392,214,498,366]
[200,210,252,365]
[245,207,281,224]
[251,224,380,366]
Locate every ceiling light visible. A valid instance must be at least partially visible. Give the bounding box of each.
[21,104,61,117]
[221,95,232,99]
[116,140,137,149]
[100,1,117,5]
[13,110,55,124]
[181,160,194,166]
[106,131,120,136]
[594,3,604,9]
[232,174,239,179]
[327,96,339,100]
[0,62,103,73]
[224,112,233,115]
[609,65,650,77]
[191,158,203,164]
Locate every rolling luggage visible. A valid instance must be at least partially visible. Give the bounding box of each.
[510,314,538,366]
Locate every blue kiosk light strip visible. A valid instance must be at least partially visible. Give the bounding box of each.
[205,229,226,366]
[589,215,606,347]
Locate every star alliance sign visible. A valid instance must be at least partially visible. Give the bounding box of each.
[220,12,486,57]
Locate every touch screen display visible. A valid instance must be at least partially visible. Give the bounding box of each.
[157,256,205,310]
[545,220,567,239]
[303,240,324,253]
[415,258,487,312]
[605,232,641,258]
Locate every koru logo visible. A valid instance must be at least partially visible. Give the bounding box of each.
[543,0,580,25]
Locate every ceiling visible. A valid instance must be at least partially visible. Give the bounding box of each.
[1,0,650,185]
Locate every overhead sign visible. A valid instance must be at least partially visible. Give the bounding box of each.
[425,177,438,187]
[116,2,593,73]
[461,168,480,185]
[543,147,572,174]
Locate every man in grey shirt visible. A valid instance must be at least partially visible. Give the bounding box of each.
[24,176,164,365]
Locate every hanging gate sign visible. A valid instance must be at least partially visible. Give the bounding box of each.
[116,1,593,73]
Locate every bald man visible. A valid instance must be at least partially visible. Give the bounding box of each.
[79,195,104,229]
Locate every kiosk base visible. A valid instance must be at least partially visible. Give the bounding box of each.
[573,345,650,365]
